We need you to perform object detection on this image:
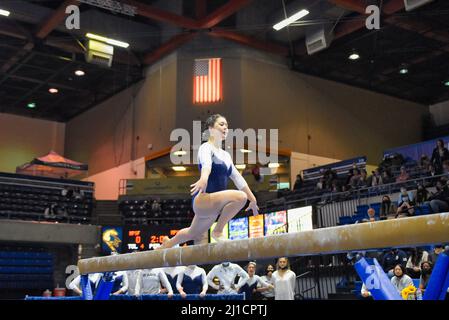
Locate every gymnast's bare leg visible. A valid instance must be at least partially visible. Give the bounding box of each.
[160,190,248,249]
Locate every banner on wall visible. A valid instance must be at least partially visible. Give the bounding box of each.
[383,136,449,162]
[302,156,366,181]
[264,210,287,235]
[229,217,249,240]
[249,215,264,238]
[287,206,313,233]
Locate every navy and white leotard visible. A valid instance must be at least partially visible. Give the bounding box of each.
[193,142,247,203]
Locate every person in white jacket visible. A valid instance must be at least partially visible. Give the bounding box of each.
[206,262,249,295]
[272,257,296,300]
[135,268,173,298]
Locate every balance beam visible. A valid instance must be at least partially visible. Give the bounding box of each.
[78,213,449,274]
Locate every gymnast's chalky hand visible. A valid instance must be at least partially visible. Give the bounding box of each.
[190,178,207,195]
[246,201,259,216]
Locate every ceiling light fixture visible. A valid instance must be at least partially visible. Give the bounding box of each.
[273,9,309,31]
[86,33,129,48]
[75,70,85,76]
[0,9,10,17]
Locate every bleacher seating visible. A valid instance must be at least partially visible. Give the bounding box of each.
[0,172,94,224]
[119,196,193,225]
[0,247,54,290]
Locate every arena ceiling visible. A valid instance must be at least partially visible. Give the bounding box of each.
[0,0,448,122]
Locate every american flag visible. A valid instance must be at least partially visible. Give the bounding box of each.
[193,58,222,103]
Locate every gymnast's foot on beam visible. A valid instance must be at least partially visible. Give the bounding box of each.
[211,230,229,243]
[157,236,171,250]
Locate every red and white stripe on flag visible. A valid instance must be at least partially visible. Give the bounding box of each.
[193,58,222,103]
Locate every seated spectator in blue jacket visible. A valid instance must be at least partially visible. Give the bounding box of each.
[382,249,408,277]
[428,180,449,214]
[391,264,414,296]
[419,261,433,292]
[396,187,415,218]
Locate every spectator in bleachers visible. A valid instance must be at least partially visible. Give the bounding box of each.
[316,177,325,190]
[367,208,377,222]
[331,180,341,193]
[406,247,429,278]
[272,257,296,300]
[382,249,408,277]
[323,168,337,189]
[258,264,275,300]
[381,170,393,184]
[428,180,449,214]
[431,139,449,174]
[357,170,368,188]
[416,184,429,205]
[419,261,433,291]
[151,200,161,213]
[368,169,383,187]
[391,264,414,296]
[348,169,361,189]
[380,196,395,220]
[419,155,431,171]
[429,245,445,264]
[443,160,449,175]
[396,166,410,183]
[396,187,415,218]
[293,174,303,191]
[44,203,58,219]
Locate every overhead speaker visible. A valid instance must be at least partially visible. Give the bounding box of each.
[305,26,333,55]
[85,39,114,68]
[404,0,434,11]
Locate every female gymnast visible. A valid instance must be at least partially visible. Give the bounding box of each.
[160,114,259,248]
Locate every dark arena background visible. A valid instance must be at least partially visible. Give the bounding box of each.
[0,0,449,311]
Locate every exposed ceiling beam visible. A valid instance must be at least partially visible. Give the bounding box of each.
[327,0,366,14]
[124,0,199,29]
[382,0,407,15]
[208,30,289,56]
[196,0,208,19]
[1,42,34,73]
[199,0,254,29]
[35,0,78,39]
[0,72,89,93]
[384,15,449,44]
[331,0,406,40]
[143,32,197,65]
